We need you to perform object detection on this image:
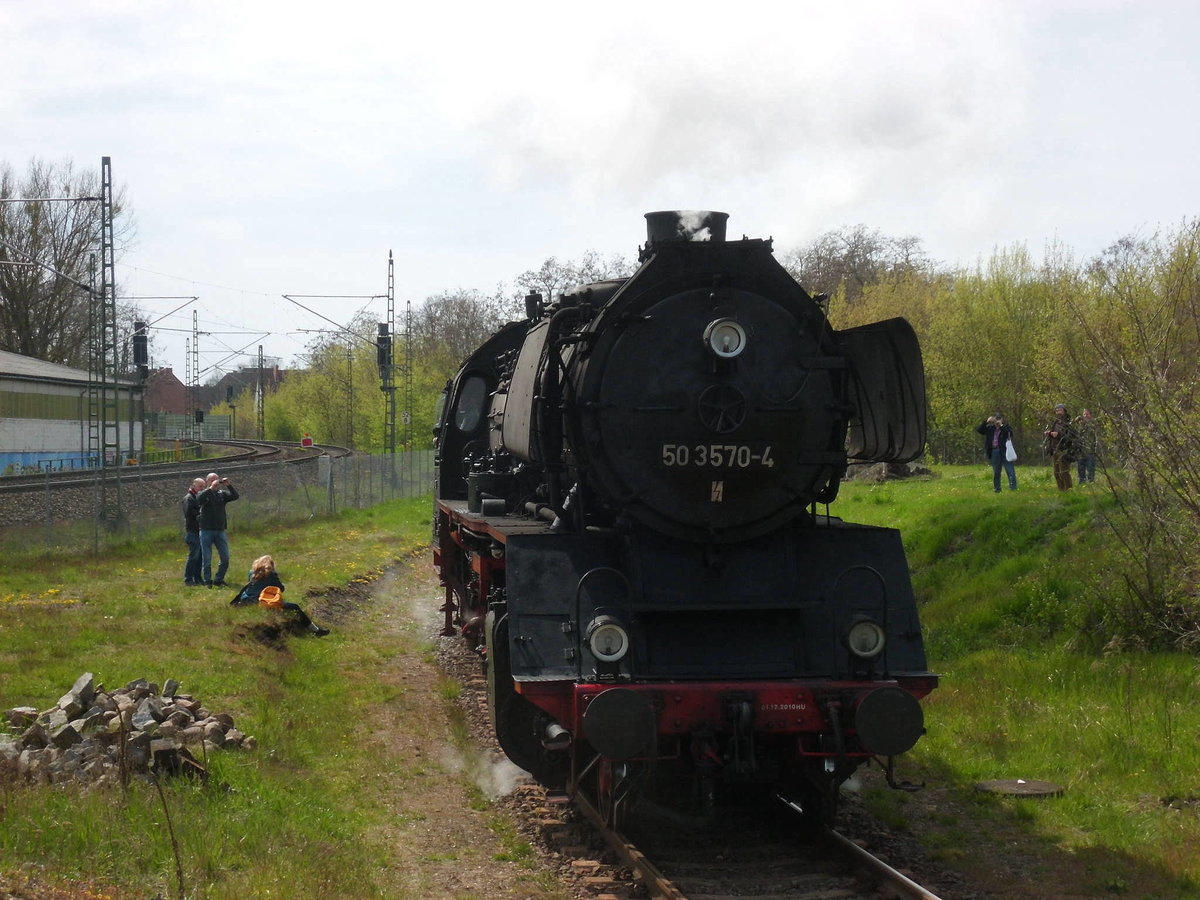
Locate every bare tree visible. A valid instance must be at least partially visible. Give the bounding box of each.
[781,225,931,303]
[0,158,133,367]
[413,288,514,373]
[514,252,635,303]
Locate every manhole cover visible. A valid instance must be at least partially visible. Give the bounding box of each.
[975,778,1063,797]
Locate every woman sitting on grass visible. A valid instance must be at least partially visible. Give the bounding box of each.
[231,554,330,636]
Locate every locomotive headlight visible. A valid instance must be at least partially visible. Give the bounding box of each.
[844,616,887,660]
[586,615,630,663]
[703,318,747,359]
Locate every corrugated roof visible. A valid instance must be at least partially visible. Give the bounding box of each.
[0,348,136,386]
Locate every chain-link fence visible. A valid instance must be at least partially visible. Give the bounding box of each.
[0,450,435,557]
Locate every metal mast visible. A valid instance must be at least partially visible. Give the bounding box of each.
[257,345,265,438]
[382,250,397,456]
[190,310,200,442]
[346,343,354,449]
[403,298,413,451]
[88,156,122,526]
[184,337,192,429]
[87,255,99,461]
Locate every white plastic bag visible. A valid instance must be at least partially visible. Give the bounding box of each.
[1005,439,1018,462]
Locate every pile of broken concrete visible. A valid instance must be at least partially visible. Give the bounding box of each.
[0,672,255,788]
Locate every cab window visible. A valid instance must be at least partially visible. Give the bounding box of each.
[453,376,488,433]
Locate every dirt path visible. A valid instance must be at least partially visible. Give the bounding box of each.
[360,558,574,900]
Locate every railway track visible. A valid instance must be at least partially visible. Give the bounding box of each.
[572,785,947,900]
[0,440,351,494]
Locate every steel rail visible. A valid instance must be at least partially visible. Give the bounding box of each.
[0,440,351,493]
[775,792,945,899]
[571,790,687,900]
[824,824,947,900]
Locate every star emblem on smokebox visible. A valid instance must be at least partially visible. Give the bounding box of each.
[697,384,747,434]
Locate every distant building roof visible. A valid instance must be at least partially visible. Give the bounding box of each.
[0,349,137,387]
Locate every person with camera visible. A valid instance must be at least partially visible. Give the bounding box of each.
[976,413,1017,493]
[197,471,239,587]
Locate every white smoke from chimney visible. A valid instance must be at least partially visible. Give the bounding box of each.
[677,210,713,241]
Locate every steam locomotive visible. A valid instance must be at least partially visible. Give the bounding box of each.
[433,211,936,826]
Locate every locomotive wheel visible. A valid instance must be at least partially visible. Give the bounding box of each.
[590,758,631,829]
[777,763,844,835]
[795,783,838,830]
[781,768,840,830]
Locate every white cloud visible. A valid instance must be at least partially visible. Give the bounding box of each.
[2,0,1198,371]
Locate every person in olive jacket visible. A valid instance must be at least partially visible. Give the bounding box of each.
[1043,404,1078,491]
[197,471,239,586]
[976,413,1017,493]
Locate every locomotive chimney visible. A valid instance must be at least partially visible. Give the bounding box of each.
[644,210,728,244]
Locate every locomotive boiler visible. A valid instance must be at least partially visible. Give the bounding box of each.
[433,211,936,826]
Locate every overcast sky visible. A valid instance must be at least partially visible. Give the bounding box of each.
[4,0,1198,379]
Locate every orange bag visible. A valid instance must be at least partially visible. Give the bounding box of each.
[258,586,283,609]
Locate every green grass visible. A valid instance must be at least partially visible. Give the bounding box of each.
[840,466,1200,893]
[8,466,1200,895]
[0,497,436,899]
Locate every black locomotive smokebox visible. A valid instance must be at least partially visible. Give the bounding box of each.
[853,686,925,757]
[644,210,728,243]
[582,688,656,760]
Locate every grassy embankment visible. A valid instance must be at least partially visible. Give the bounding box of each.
[840,464,1200,897]
[0,498,562,900]
[5,468,1200,896]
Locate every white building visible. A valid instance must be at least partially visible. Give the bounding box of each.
[0,349,143,474]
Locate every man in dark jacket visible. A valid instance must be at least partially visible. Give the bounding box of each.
[197,472,239,587]
[182,477,205,586]
[975,413,1017,493]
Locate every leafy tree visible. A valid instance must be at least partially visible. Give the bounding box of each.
[260,313,384,450]
[1061,221,1200,647]
[828,269,967,460]
[0,158,134,367]
[939,244,1065,455]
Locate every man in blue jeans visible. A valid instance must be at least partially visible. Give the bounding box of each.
[1074,408,1098,484]
[197,471,239,586]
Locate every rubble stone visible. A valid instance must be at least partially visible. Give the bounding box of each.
[7,707,38,729]
[49,722,81,749]
[2,674,255,787]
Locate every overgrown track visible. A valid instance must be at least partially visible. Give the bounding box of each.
[574,786,948,900]
[0,440,352,495]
